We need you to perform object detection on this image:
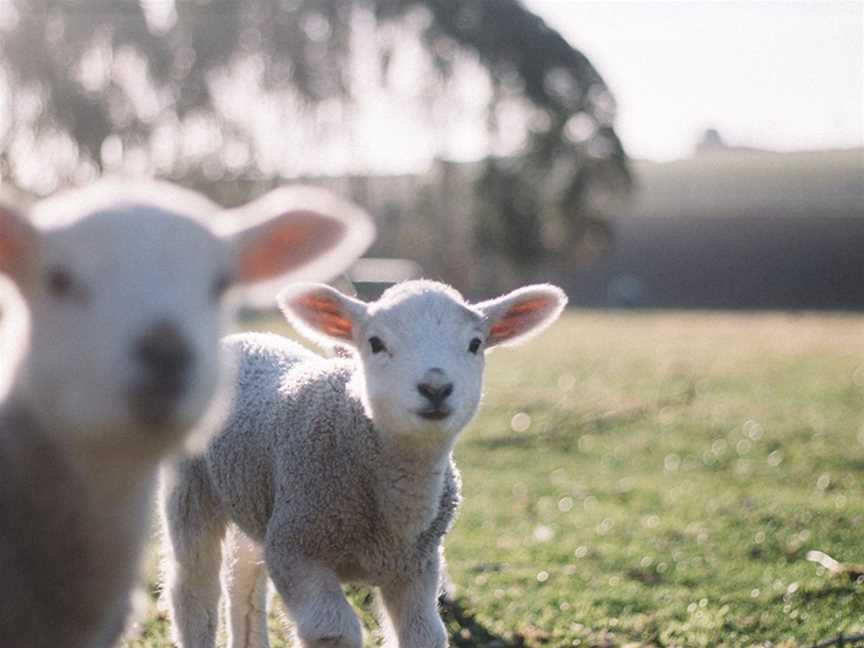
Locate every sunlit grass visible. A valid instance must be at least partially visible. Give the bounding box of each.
[126,311,864,647]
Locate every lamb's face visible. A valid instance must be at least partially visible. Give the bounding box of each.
[356,289,486,441]
[0,180,374,449]
[280,279,568,450]
[23,207,231,445]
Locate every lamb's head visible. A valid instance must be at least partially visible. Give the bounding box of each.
[0,180,373,449]
[279,279,566,446]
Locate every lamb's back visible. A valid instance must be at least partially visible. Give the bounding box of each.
[207,333,373,541]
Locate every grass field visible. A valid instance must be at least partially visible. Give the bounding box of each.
[126,311,864,647]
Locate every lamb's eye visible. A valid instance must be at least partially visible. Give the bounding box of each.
[468,337,482,354]
[45,266,80,300]
[212,273,232,300]
[368,336,387,354]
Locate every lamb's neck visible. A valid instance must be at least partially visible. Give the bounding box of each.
[2,398,156,644]
[9,394,160,552]
[61,440,161,615]
[345,374,453,540]
[372,436,453,542]
[66,439,159,535]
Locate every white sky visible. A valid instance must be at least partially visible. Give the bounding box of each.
[526,0,864,160]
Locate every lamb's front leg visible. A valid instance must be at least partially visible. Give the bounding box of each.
[264,537,362,648]
[378,553,447,648]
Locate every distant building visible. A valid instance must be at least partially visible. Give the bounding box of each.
[565,148,864,309]
[695,128,726,154]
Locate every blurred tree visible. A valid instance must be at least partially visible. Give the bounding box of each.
[0,0,628,263]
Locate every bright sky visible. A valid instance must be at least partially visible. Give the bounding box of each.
[2,0,862,186]
[526,0,864,160]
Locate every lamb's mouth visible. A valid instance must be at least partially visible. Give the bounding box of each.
[417,408,451,421]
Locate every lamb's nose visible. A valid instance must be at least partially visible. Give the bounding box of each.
[135,321,192,381]
[417,369,453,406]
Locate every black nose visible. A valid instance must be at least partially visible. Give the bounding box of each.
[417,381,454,406]
[135,321,192,382]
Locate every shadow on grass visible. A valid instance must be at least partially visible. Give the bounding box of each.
[440,595,525,648]
[772,583,861,604]
[343,588,524,647]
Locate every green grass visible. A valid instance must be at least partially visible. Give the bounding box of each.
[126,311,864,647]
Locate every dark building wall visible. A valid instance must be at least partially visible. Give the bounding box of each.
[561,211,864,310]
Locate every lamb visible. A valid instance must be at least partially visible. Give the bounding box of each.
[161,279,567,648]
[0,178,374,648]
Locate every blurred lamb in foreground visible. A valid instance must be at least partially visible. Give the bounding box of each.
[0,179,374,648]
[161,279,566,648]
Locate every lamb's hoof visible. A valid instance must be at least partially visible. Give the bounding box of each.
[318,637,353,647]
[296,618,362,648]
[299,635,362,648]
[294,591,363,648]
[400,615,448,648]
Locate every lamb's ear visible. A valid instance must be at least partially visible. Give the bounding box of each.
[221,186,375,290]
[277,283,368,347]
[476,284,567,349]
[0,202,37,284]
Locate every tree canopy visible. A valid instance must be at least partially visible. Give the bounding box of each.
[0,0,629,262]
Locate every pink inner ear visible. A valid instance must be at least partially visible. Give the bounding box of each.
[238,211,346,283]
[488,297,554,343]
[294,293,353,340]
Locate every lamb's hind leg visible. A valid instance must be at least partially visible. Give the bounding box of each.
[160,460,227,648]
[223,527,270,648]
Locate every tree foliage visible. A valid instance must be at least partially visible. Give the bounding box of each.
[0,0,629,262]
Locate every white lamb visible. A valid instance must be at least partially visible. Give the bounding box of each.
[161,279,567,648]
[0,179,374,648]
